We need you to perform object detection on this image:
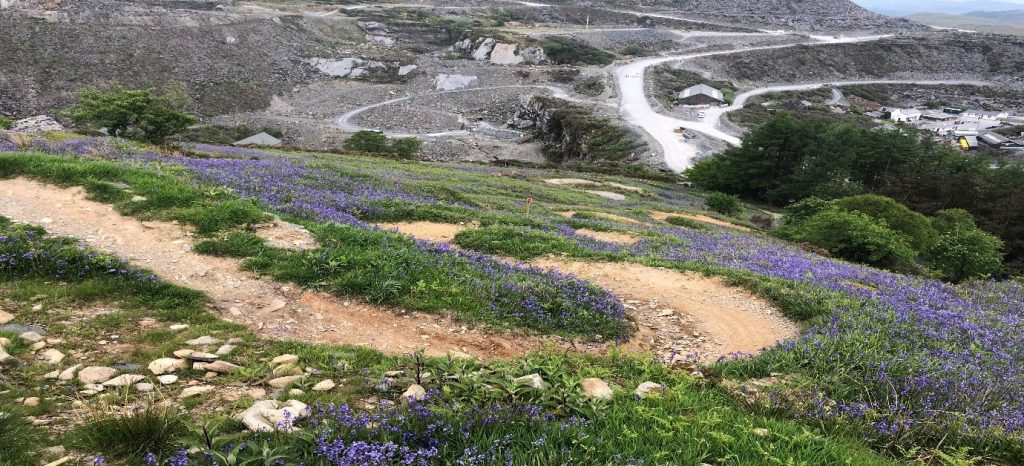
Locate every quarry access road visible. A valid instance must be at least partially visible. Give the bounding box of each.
[614,33,895,171]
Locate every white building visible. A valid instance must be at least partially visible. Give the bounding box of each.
[886,108,922,123]
[962,109,1009,121]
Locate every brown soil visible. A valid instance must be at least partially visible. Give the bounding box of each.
[377,221,468,243]
[0,178,557,360]
[366,220,799,360]
[575,228,640,245]
[651,211,752,232]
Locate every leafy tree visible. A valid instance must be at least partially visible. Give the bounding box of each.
[390,137,423,160]
[835,194,938,252]
[705,192,743,216]
[785,208,917,271]
[927,228,1004,282]
[931,209,977,235]
[783,197,836,224]
[65,85,197,144]
[343,131,422,160]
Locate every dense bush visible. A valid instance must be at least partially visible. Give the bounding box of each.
[835,194,938,251]
[930,208,977,234]
[65,85,197,144]
[927,227,1004,282]
[685,113,1024,274]
[343,131,422,159]
[783,208,917,271]
[704,192,742,216]
[541,37,616,65]
[573,76,606,97]
[0,115,11,130]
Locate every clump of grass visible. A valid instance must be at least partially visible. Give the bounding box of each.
[72,407,188,461]
[664,216,709,230]
[0,405,44,466]
[194,231,267,257]
[454,225,591,260]
[177,199,269,235]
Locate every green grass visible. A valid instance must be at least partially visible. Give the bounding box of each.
[72,408,189,462]
[664,215,710,230]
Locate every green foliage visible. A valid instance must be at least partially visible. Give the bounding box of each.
[704,192,743,217]
[0,407,43,466]
[0,116,11,130]
[541,37,616,65]
[177,199,270,236]
[664,216,709,230]
[927,228,1004,282]
[491,8,524,26]
[931,208,977,235]
[782,208,917,271]
[193,231,268,257]
[684,112,1024,274]
[343,131,422,160]
[783,197,836,224]
[72,408,188,461]
[65,85,197,144]
[835,194,938,251]
[454,225,601,260]
[533,97,647,163]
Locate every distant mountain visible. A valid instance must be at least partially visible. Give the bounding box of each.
[854,0,1024,15]
[907,10,1024,35]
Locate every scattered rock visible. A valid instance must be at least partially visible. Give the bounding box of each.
[58,364,82,381]
[186,335,220,346]
[273,363,303,377]
[78,366,117,384]
[215,344,236,356]
[0,310,14,325]
[169,324,189,331]
[384,370,404,377]
[312,379,336,392]
[179,386,215,399]
[635,382,666,399]
[19,331,43,343]
[10,115,64,133]
[581,378,613,400]
[261,299,287,313]
[149,358,188,375]
[268,375,305,389]
[434,74,478,91]
[136,383,154,392]
[37,348,65,364]
[157,375,179,385]
[187,352,219,363]
[0,347,11,364]
[44,370,60,379]
[173,349,194,358]
[30,341,46,351]
[102,374,146,387]
[271,354,299,365]
[472,38,496,60]
[200,360,241,374]
[514,373,548,390]
[489,43,523,65]
[23,397,40,407]
[238,399,309,432]
[400,384,426,404]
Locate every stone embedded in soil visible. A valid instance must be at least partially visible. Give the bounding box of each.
[179,386,215,399]
[514,373,548,390]
[78,366,117,384]
[273,363,303,377]
[59,364,82,381]
[186,335,220,346]
[199,360,241,374]
[581,378,613,400]
[23,397,40,407]
[103,374,146,387]
[20,331,44,343]
[238,399,309,432]
[136,383,154,392]
[268,375,306,389]
[44,370,60,379]
[187,352,219,363]
[157,375,179,385]
[635,381,666,398]
[169,324,189,331]
[37,348,65,365]
[271,354,299,365]
[149,358,188,375]
[312,379,336,392]
[215,344,236,356]
[400,384,426,404]
[0,347,10,364]
[0,310,14,325]
[173,349,194,358]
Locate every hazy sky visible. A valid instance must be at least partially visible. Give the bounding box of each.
[852,0,1024,14]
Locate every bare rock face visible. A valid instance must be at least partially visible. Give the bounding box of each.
[434,74,478,91]
[489,43,523,66]
[472,38,496,61]
[580,378,613,400]
[238,399,309,432]
[78,366,117,384]
[520,47,548,65]
[10,115,63,133]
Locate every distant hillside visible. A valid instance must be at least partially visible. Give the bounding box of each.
[571,0,925,31]
[907,10,1024,35]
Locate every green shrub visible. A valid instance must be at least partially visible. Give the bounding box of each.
[193,231,267,257]
[664,216,708,230]
[547,68,581,83]
[0,115,12,130]
[454,225,591,260]
[785,209,917,271]
[65,85,197,144]
[541,37,616,65]
[931,208,977,235]
[573,76,606,97]
[177,199,269,235]
[835,194,938,252]
[343,131,422,159]
[704,192,743,217]
[927,228,1004,282]
[72,408,188,461]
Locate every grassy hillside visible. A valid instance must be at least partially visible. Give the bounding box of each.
[0,135,1022,464]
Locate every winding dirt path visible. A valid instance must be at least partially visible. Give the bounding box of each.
[0,178,565,360]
